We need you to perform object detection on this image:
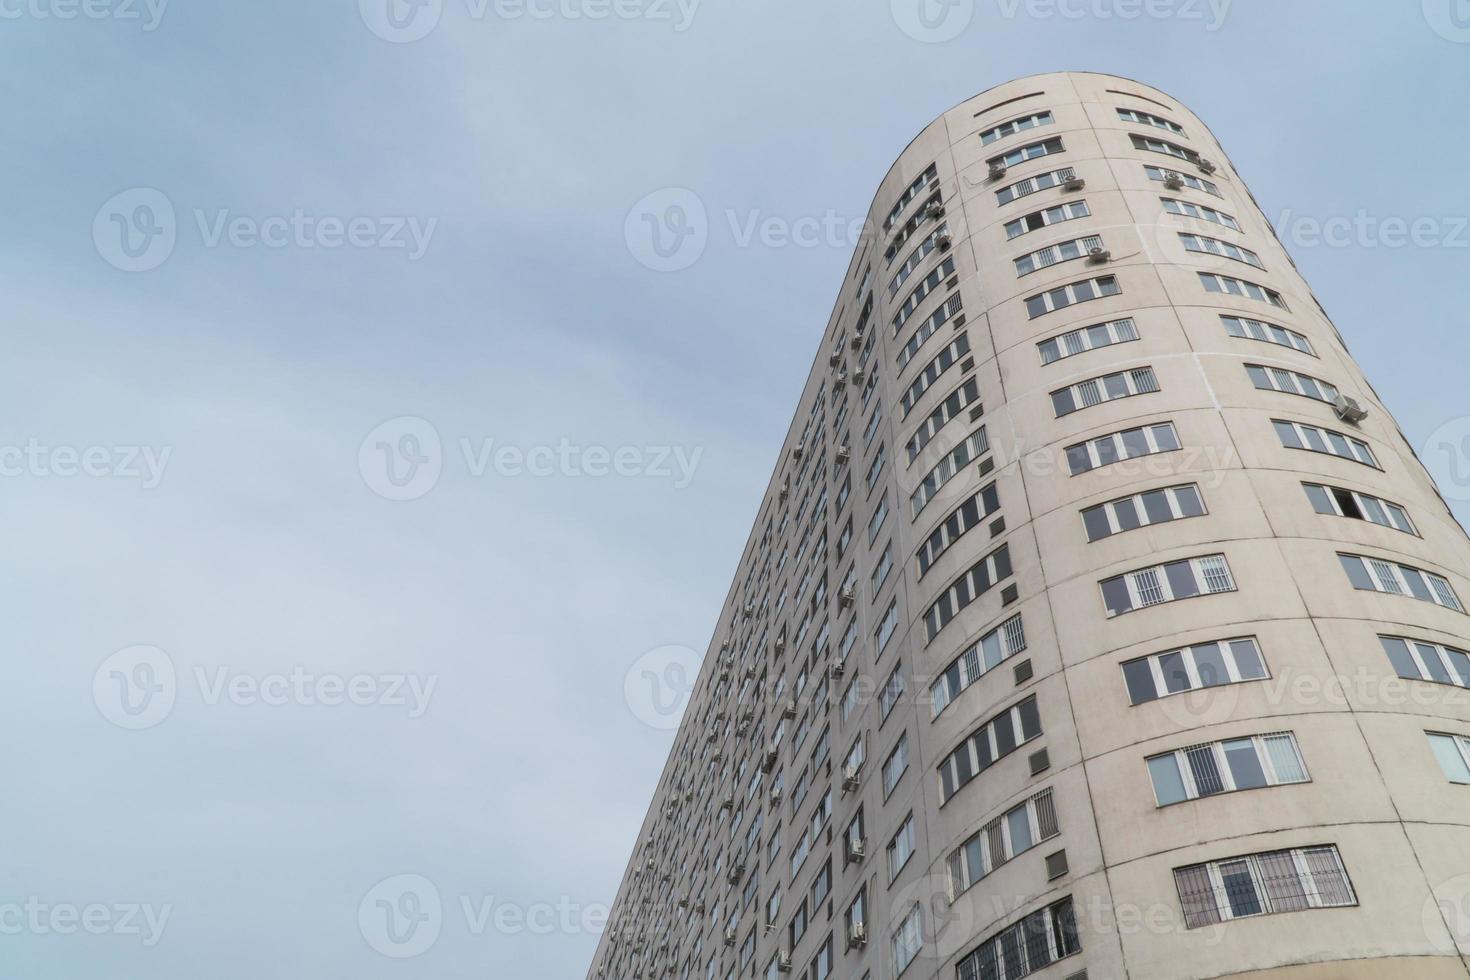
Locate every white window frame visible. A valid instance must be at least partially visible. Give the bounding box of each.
[1145,163,1221,196]
[1220,314,1313,355]
[911,427,989,518]
[1037,316,1138,365]
[1102,554,1236,618]
[1147,731,1309,805]
[995,166,1078,205]
[1198,271,1288,309]
[1082,483,1205,541]
[1118,106,1185,134]
[930,614,1026,718]
[900,333,971,418]
[980,110,1054,146]
[1024,274,1122,318]
[1161,196,1238,229]
[1051,365,1159,417]
[1014,234,1105,276]
[1179,232,1264,269]
[1004,199,1091,240]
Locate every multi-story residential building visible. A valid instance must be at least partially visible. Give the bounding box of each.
[587,72,1470,980]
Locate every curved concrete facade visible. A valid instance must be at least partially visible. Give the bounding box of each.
[589,72,1470,980]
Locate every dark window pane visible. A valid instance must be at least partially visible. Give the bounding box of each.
[1415,642,1453,684]
[1141,490,1174,524]
[1152,424,1181,451]
[1016,697,1041,738]
[1175,485,1205,517]
[1274,421,1303,449]
[1223,738,1267,789]
[1083,505,1113,541]
[1165,560,1200,599]
[1115,498,1143,532]
[1159,651,1191,693]
[1119,427,1149,459]
[1230,639,1266,679]
[1066,443,1092,474]
[1123,658,1158,703]
[1191,642,1228,687]
[1340,555,1375,591]
[1304,483,1334,514]
[1101,576,1132,616]
[1379,636,1419,679]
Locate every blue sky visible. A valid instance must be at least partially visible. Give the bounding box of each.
[3,1,1470,976]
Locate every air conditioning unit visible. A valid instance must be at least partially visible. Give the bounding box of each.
[849,334,862,349]
[839,585,856,607]
[792,443,804,459]
[884,242,897,260]
[719,795,734,811]
[829,658,846,679]
[769,786,784,806]
[834,371,848,390]
[743,665,757,680]
[774,637,786,654]
[836,445,851,463]
[743,601,755,615]
[778,480,789,501]
[1063,173,1086,191]
[936,231,953,250]
[842,764,861,791]
[1198,158,1218,174]
[846,837,866,861]
[988,160,1007,179]
[925,201,945,220]
[646,857,657,871]
[694,900,706,915]
[761,748,778,772]
[723,926,737,946]
[847,921,868,948]
[677,896,689,909]
[721,652,735,669]
[828,350,840,366]
[1162,171,1185,190]
[1087,246,1111,264]
[776,952,793,972]
[709,749,723,763]
[781,698,797,719]
[1334,394,1369,424]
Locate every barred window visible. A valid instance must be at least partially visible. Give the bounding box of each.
[1145,163,1220,196]
[1038,316,1138,364]
[1162,196,1238,229]
[886,191,942,263]
[921,543,1012,643]
[889,223,949,297]
[937,694,1041,804]
[981,110,1054,145]
[1100,554,1235,617]
[1051,365,1158,416]
[1339,553,1463,611]
[1179,232,1264,269]
[883,162,938,232]
[1221,314,1313,355]
[930,614,1026,717]
[1024,274,1121,318]
[955,897,1079,980]
[995,166,1078,206]
[1148,732,1309,806]
[947,788,1060,898]
[1246,363,1337,403]
[1174,845,1356,929]
[1014,234,1104,276]
[895,293,963,370]
[1004,199,1090,240]
[910,427,989,518]
[1083,483,1205,541]
[1121,636,1268,705]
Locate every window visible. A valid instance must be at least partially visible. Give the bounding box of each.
[787,898,809,947]
[1083,483,1205,541]
[1024,274,1121,318]
[1221,314,1313,354]
[1274,419,1377,467]
[844,735,866,776]
[844,808,865,864]
[807,934,832,980]
[1037,316,1138,365]
[883,162,938,232]
[1118,106,1185,134]
[844,888,867,947]
[862,402,882,447]
[916,482,1001,577]
[1066,420,1180,475]
[879,667,905,721]
[921,543,1013,642]
[1162,196,1238,229]
[895,293,963,370]
[1130,132,1200,163]
[868,494,889,543]
[937,695,1042,804]
[809,859,831,907]
[882,733,909,797]
[981,110,1053,145]
[874,599,899,653]
[886,191,943,264]
[1179,232,1264,269]
[1339,554,1463,611]
[911,427,989,518]
[871,544,894,595]
[887,813,916,880]
[900,333,970,418]
[1148,732,1309,805]
[1304,483,1415,534]
[1005,199,1090,240]
[905,377,981,462]
[1246,364,1338,403]
[1051,365,1159,416]
[930,614,1026,717]
[1380,635,1470,689]
[1100,554,1235,617]
[955,897,1079,980]
[1174,845,1356,928]
[892,256,956,335]
[988,135,1064,169]
[1014,234,1104,276]
[947,788,1059,898]
[1145,163,1220,196]
[864,443,887,493]
[1199,271,1287,309]
[995,166,1078,206]
[892,904,923,975]
[1427,732,1470,784]
[888,224,949,297]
